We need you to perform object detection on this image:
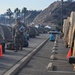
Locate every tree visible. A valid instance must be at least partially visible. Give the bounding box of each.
[22,7,28,23]
[14,8,20,19]
[6,8,13,24]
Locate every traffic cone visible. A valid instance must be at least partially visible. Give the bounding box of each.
[0,45,3,56]
[67,48,72,58]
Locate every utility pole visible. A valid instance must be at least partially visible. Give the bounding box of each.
[61,0,63,32]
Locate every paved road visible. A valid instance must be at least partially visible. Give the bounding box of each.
[17,36,75,75]
[0,34,49,75]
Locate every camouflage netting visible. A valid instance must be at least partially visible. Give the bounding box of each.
[0,24,13,43]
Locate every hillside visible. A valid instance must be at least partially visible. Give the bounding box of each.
[24,10,41,25]
[33,1,75,26]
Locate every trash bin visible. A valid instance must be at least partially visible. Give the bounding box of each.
[49,34,55,41]
[0,42,5,54]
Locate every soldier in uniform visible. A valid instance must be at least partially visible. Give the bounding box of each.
[13,17,26,52]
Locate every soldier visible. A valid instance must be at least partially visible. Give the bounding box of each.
[13,17,26,52]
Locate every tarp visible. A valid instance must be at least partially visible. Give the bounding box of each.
[45,25,51,29]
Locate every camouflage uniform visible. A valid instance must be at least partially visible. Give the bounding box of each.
[13,22,26,51]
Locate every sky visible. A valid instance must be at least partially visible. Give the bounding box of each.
[0,0,57,14]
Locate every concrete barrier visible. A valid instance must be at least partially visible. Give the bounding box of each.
[51,50,57,54]
[50,54,55,60]
[52,46,57,50]
[47,62,53,71]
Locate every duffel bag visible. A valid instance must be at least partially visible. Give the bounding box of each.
[6,42,15,50]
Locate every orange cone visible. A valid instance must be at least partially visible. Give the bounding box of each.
[0,45,3,56]
[67,48,72,58]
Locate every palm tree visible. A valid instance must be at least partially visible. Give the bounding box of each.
[22,7,28,23]
[14,8,20,19]
[6,8,13,24]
